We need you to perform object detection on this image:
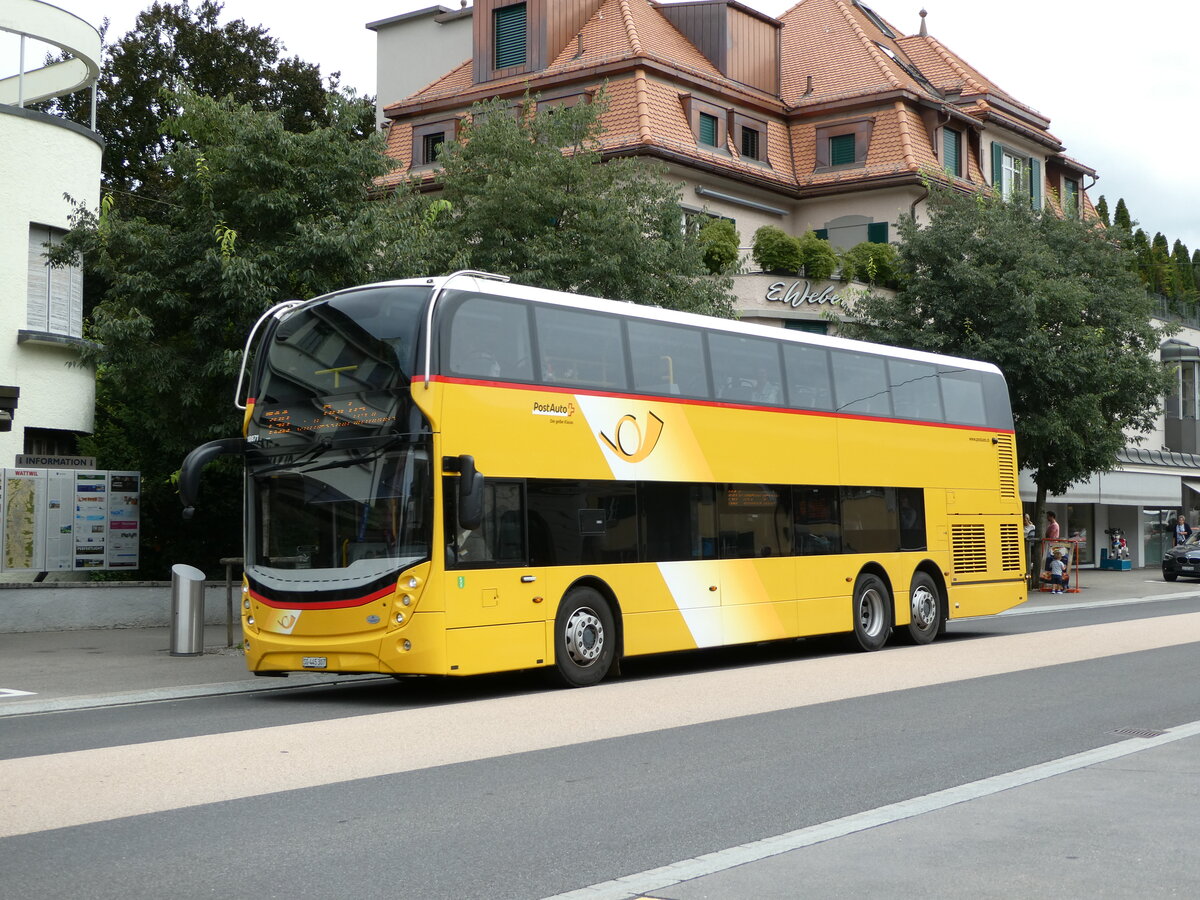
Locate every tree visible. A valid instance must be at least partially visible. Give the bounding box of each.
[696,218,741,274]
[1151,232,1173,297]
[1172,240,1196,301]
[40,1,374,204]
[840,241,900,288]
[431,97,734,317]
[752,225,803,273]
[1112,197,1133,231]
[842,184,1171,523]
[59,93,435,576]
[1095,195,1110,226]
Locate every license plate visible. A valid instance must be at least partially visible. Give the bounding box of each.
[1181,566,1194,572]
[301,656,328,669]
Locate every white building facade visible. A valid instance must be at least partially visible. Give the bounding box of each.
[0,0,101,462]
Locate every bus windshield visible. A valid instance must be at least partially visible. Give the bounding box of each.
[243,284,434,599]
[250,440,432,574]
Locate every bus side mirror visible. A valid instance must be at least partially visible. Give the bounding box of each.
[179,437,246,520]
[458,454,484,531]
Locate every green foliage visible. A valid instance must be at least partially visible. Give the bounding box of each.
[1094,195,1110,226]
[1171,240,1195,300]
[839,241,900,288]
[797,231,839,281]
[752,225,803,273]
[38,1,374,206]
[60,92,436,575]
[842,183,1171,505]
[696,218,741,274]
[432,96,734,317]
[1112,197,1133,231]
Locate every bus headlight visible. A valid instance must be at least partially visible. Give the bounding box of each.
[406,576,420,590]
[395,612,405,624]
[401,594,412,606]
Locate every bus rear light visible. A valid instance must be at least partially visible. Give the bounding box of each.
[395,612,405,624]
[402,640,412,651]
[247,616,255,626]
[243,599,251,610]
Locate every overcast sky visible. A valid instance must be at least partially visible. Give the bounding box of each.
[12,0,1200,252]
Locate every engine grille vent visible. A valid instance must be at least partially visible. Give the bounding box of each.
[951,523,988,573]
[1000,522,1022,571]
[995,434,1017,499]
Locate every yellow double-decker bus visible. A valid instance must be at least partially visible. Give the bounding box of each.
[181,271,1026,687]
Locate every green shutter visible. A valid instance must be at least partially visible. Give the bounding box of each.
[943,128,961,177]
[867,222,888,244]
[494,3,527,70]
[1029,157,1042,209]
[991,142,1003,188]
[698,113,718,147]
[814,229,829,240]
[830,134,856,166]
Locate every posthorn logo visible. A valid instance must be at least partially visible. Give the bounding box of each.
[600,411,664,462]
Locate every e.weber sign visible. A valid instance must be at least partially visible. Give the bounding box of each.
[0,469,140,572]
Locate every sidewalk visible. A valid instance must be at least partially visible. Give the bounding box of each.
[2,568,1198,716]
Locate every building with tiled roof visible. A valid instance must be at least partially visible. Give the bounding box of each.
[374,0,1099,275]
[370,2,1200,569]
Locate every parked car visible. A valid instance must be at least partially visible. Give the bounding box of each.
[1161,531,1200,581]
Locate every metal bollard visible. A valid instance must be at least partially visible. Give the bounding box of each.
[170,564,207,657]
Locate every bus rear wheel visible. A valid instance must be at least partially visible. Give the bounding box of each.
[902,571,944,645]
[552,587,616,688]
[851,573,892,651]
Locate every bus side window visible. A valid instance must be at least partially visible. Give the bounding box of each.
[793,485,840,555]
[709,333,784,405]
[888,359,943,422]
[445,295,534,381]
[628,320,711,399]
[445,479,525,567]
[782,343,834,411]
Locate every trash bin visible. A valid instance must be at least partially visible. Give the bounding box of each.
[170,564,207,657]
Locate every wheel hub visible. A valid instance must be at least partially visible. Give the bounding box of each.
[564,607,604,666]
[911,586,936,629]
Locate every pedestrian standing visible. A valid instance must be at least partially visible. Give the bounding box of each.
[1045,511,1060,541]
[1174,514,1192,546]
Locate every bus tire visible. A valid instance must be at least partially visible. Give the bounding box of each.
[552,587,616,688]
[851,573,892,652]
[902,571,943,645]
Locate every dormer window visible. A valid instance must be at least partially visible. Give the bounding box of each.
[942,127,962,177]
[683,96,729,152]
[815,119,874,170]
[494,3,527,71]
[991,142,1042,208]
[732,112,769,165]
[1063,177,1080,218]
[412,119,458,167]
[698,112,720,148]
[741,126,760,160]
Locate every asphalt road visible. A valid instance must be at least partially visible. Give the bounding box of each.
[2,597,1198,899]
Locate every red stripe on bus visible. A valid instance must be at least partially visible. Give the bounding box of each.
[250,582,396,609]
[426,375,1016,435]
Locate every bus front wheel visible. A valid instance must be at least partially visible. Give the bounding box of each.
[552,587,616,688]
[851,573,892,651]
[902,571,944,645]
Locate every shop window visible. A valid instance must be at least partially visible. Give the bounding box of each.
[494,3,527,70]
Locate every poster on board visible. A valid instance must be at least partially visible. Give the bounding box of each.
[106,472,140,569]
[73,471,108,569]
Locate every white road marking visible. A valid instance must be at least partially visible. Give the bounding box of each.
[542,718,1200,900]
[0,689,35,698]
[1,612,1198,839]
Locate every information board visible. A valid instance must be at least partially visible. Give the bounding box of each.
[0,469,141,573]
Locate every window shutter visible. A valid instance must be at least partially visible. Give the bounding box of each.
[698,113,718,147]
[814,229,829,240]
[943,128,961,176]
[830,134,856,166]
[1029,157,1042,209]
[991,142,1003,187]
[741,127,760,160]
[27,225,50,331]
[867,222,888,244]
[494,3,527,70]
